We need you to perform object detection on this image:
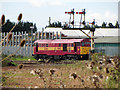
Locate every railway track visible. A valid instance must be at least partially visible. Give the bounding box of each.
[12,59,79,66]
[13,60,38,64]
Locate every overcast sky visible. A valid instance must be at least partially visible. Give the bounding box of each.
[0,0,119,31]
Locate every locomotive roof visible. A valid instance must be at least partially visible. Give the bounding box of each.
[34,39,89,44]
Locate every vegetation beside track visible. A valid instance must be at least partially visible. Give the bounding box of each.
[2,53,120,88]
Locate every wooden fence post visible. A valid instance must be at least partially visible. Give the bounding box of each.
[38,31,40,40]
[49,31,51,39]
[41,31,43,40]
[0,32,2,42]
[12,32,14,55]
[35,32,37,41]
[31,30,33,56]
[28,34,30,56]
[24,31,27,56]
[52,32,54,40]
[60,32,62,39]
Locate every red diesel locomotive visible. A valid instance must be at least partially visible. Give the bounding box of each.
[32,39,91,60]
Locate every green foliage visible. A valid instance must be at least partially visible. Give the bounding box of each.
[2,19,37,33]
[91,53,120,88]
[106,75,119,88]
[48,21,62,27]
[91,53,104,62]
[2,59,18,67]
[108,22,115,28]
[101,21,119,28]
[115,21,119,28]
[2,75,7,84]
[2,54,8,59]
[10,55,36,61]
[2,54,17,67]
[101,22,107,28]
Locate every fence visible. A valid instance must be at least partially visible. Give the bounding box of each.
[0,31,62,56]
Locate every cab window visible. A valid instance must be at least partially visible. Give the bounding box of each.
[71,43,74,47]
[82,42,84,46]
[59,44,61,47]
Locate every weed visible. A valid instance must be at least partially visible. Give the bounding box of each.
[11,56,36,61]
[91,53,104,62]
[106,76,118,88]
[2,59,18,67]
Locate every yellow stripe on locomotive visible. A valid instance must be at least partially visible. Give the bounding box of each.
[38,47,74,51]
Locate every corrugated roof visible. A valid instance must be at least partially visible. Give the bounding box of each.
[44,27,120,37]
[35,39,84,44]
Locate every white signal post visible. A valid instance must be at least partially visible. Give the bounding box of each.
[65,8,86,28]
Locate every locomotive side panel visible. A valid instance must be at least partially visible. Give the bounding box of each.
[35,43,75,55]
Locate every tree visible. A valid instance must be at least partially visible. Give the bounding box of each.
[2,19,14,32]
[95,24,100,28]
[115,21,119,28]
[2,19,37,33]
[108,22,115,28]
[102,22,107,28]
[47,21,62,27]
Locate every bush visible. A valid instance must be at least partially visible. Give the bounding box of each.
[2,60,17,67]
[91,53,104,62]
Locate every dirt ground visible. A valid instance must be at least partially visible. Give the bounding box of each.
[2,60,119,88]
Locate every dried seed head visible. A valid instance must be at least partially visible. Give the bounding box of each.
[8,33,12,41]
[38,73,43,78]
[104,67,109,74]
[98,66,102,70]
[35,68,42,74]
[49,69,55,75]
[81,79,84,82]
[30,70,36,75]
[91,61,95,65]
[70,73,77,79]
[1,14,5,25]
[18,13,22,21]
[99,74,103,79]
[19,39,26,47]
[34,69,43,78]
[18,64,24,69]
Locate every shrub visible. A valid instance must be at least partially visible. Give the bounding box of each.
[2,59,17,67]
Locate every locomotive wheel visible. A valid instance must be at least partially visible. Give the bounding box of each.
[34,55,39,60]
[46,59,55,63]
[54,55,60,60]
